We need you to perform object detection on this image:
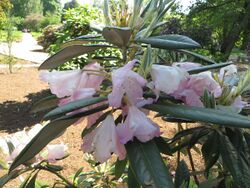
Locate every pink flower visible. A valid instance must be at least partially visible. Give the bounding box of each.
[108,60,147,108]
[151,64,188,94]
[40,69,82,98]
[173,62,201,71]
[77,63,104,90]
[232,96,248,109]
[172,72,222,107]
[46,144,68,163]
[40,62,104,98]
[59,88,96,106]
[85,115,126,163]
[117,106,161,143]
[7,145,25,163]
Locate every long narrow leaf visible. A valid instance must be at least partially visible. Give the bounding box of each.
[188,62,233,74]
[144,104,250,128]
[219,135,250,187]
[136,35,201,50]
[30,95,58,113]
[178,49,216,64]
[44,96,107,120]
[126,139,174,188]
[39,44,110,70]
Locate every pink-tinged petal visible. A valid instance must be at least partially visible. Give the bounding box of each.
[136,98,154,108]
[125,106,161,142]
[108,60,146,108]
[116,123,134,144]
[173,62,201,71]
[59,88,96,106]
[7,144,25,163]
[86,112,103,128]
[39,70,82,98]
[46,144,68,163]
[182,90,203,107]
[151,65,188,94]
[232,96,248,109]
[92,115,126,163]
[81,131,95,153]
[86,101,106,128]
[108,87,125,108]
[78,62,104,90]
[124,78,144,105]
[122,59,139,71]
[189,72,222,97]
[172,71,222,106]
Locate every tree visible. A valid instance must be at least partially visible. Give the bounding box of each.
[41,0,61,16]
[188,0,250,60]
[10,0,43,18]
[63,0,80,10]
[0,0,12,23]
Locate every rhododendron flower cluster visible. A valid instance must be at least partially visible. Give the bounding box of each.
[0,124,68,166]
[39,60,247,163]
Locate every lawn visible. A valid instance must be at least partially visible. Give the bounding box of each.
[0,30,23,42]
[31,32,42,39]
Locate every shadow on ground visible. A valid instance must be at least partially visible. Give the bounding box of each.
[0,89,51,133]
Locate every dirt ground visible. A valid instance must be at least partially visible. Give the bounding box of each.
[0,64,204,187]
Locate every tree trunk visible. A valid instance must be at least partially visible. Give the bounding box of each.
[220,1,250,61]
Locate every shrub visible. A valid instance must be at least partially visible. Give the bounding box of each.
[40,12,61,29]
[23,13,44,32]
[38,24,62,50]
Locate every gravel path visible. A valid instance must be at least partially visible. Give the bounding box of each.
[0,33,49,64]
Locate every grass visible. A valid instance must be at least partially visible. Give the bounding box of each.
[0,30,23,42]
[31,32,42,39]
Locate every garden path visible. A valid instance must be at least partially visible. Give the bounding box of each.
[0,33,49,64]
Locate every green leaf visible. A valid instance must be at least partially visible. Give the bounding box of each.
[46,164,63,172]
[30,95,58,113]
[189,128,210,148]
[0,170,22,187]
[144,104,250,128]
[73,167,83,183]
[128,167,141,188]
[244,132,250,152]
[136,35,200,50]
[115,158,127,179]
[219,134,250,188]
[139,45,154,78]
[199,178,223,188]
[20,173,32,188]
[9,106,107,172]
[201,132,220,173]
[89,22,104,33]
[44,96,107,120]
[39,44,110,70]
[170,127,205,143]
[126,139,174,188]
[61,39,105,49]
[25,172,39,188]
[154,137,172,155]
[102,27,131,47]
[188,62,233,74]
[178,49,216,64]
[175,160,190,188]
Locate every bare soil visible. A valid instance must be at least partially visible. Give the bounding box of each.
[0,64,204,187]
